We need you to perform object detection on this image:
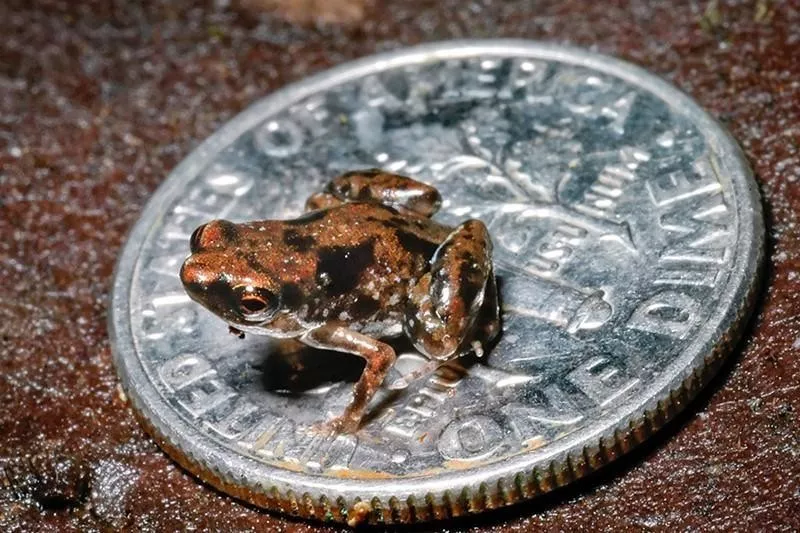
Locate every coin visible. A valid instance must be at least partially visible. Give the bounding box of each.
[110,40,764,525]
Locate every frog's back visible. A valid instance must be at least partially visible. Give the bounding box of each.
[296,202,450,298]
[235,203,451,312]
[269,202,451,325]
[313,202,447,262]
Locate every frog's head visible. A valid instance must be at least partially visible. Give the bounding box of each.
[180,220,280,327]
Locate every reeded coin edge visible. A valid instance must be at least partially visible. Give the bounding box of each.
[110,39,765,525]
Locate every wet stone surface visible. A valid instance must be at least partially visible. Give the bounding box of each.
[1,0,799,531]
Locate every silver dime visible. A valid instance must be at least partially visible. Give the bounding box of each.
[110,40,764,525]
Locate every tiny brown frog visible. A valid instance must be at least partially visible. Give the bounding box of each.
[180,169,500,432]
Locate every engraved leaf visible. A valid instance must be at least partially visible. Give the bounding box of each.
[435,105,583,220]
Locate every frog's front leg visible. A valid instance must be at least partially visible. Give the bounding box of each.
[305,169,441,216]
[301,324,396,433]
[404,219,498,363]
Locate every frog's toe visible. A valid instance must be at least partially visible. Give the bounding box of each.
[326,415,361,434]
[385,366,408,390]
[471,340,485,358]
[387,357,444,390]
[306,421,330,437]
[309,414,361,436]
[387,377,409,390]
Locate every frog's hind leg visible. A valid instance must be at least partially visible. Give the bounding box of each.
[404,219,496,363]
[391,240,499,390]
[314,168,442,217]
[301,324,396,433]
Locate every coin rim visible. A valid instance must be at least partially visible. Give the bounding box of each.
[109,39,764,523]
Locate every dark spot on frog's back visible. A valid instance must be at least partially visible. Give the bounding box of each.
[218,220,240,242]
[396,230,439,260]
[316,240,375,295]
[283,229,316,251]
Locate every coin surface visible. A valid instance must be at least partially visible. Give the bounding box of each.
[110,40,763,525]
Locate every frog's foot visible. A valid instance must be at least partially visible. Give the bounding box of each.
[325,414,361,435]
[308,414,361,436]
[404,219,496,362]
[301,325,396,434]
[316,169,442,217]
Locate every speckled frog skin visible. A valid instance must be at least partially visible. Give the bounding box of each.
[180,170,500,432]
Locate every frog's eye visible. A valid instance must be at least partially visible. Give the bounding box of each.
[234,286,276,320]
[241,296,268,313]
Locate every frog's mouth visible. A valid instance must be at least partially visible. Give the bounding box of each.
[229,321,302,339]
[228,323,273,335]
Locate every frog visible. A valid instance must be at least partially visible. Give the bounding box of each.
[180,169,500,433]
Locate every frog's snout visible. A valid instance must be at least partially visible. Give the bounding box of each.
[180,255,222,307]
[189,223,208,253]
[179,256,205,300]
[189,219,239,253]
